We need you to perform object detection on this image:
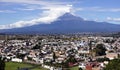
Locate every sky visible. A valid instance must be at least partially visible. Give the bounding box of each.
[0,0,120,29]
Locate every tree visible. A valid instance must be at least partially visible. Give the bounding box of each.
[53,52,57,62]
[61,56,77,69]
[79,68,83,70]
[104,59,120,70]
[88,41,93,50]
[0,57,5,70]
[32,44,41,49]
[93,44,106,56]
[16,53,26,60]
[96,57,110,62]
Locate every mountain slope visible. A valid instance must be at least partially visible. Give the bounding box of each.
[0,13,120,34]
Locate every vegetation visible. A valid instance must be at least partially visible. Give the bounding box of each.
[88,41,93,50]
[0,57,5,70]
[104,39,116,44]
[96,57,110,62]
[104,59,120,70]
[70,66,79,70]
[61,55,78,69]
[5,62,48,70]
[66,56,77,64]
[93,44,106,56]
[32,44,41,49]
[16,53,26,60]
[53,52,57,62]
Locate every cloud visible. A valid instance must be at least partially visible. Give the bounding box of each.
[0,5,72,29]
[96,8,120,12]
[107,17,120,22]
[75,7,120,12]
[0,0,72,29]
[0,10,16,13]
[0,0,68,6]
[16,5,44,11]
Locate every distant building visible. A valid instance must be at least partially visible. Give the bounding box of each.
[11,58,22,62]
[106,53,118,60]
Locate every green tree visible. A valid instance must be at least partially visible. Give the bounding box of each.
[88,41,93,50]
[94,44,106,56]
[79,68,83,70]
[61,56,77,69]
[16,53,26,60]
[0,57,5,70]
[104,59,120,70]
[96,57,110,62]
[32,44,41,49]
[53,52,57,62]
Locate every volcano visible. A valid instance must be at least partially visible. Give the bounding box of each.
[0,13,120,34]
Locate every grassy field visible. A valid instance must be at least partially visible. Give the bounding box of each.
[70,66,79,70]
[5,62,79,70]
[5,62,48,70]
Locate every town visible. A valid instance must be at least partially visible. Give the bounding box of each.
[0,33,120,70]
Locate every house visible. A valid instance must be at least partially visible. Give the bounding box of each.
[11,58,22,62]
[106,53,118,60]
[79,63,86,69]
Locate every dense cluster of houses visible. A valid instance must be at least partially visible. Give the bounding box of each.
[0,35,120,70]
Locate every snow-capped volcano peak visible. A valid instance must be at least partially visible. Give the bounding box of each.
[58,13,84,21]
